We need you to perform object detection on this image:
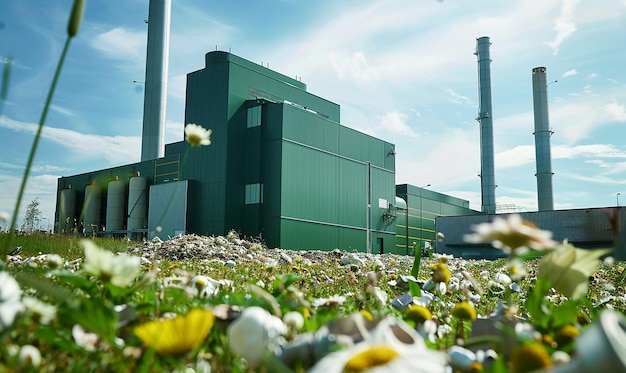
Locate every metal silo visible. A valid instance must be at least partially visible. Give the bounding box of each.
[106,177,126,233]
[58,185,77,234]
[127,173,147,237]
[474,36,497,214]
[140,0,171,161]
[83,183,102,235]
[532,67,554,211]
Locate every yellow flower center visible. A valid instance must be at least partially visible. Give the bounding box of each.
[451,301,477,321]
[554,324,580,346]
[511,343,552,373]
[405,305,432,324]
[187,133,202,146]
[343,345,400,372]
[431,263,451,284]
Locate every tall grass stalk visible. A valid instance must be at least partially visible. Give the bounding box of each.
[2,0,85,259]
[0,57,11,115]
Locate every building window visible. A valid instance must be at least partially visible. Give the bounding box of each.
[245,183,263,204]
[247,106,262,128]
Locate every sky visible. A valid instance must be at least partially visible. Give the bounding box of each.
[1,0,626,230]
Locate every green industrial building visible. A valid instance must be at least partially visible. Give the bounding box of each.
[393,184,479,255]
[56,51,429,253]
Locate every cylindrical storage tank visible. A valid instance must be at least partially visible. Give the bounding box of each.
[127,174,147,234]
[83,183,102,236]
[105,178,126,232]
[58,185,77,234]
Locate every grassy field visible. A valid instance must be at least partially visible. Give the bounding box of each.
[2,232,626,372]
[1,233,128,259]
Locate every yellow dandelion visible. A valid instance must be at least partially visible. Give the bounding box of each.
[134,309,215,355]
[431,262,451,284]
[343,345,400,372]
[405,304,432,324]
[451,301,477,321]
[510,343,552,373]
[359,309,374,321]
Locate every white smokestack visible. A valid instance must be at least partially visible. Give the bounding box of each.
[140,0,171,161]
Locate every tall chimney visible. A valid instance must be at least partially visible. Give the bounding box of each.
[532,67,554,211]
[140,0,171,161]
[475,36,497,214]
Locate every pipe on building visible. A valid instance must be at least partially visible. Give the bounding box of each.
[532,67,555,211]
[140,0,171,161]
[474,36,497,214]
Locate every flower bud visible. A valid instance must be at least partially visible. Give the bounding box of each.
[67,0,85,37]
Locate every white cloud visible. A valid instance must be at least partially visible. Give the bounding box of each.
[165,120,184,144]
[489,143,626,170]
[586,73,598,79]
[549,94,626,143]
[0,116,140,164]
[0,56,29,70]
[496,145,535,168]
[50,104,75,117]
[545,0,581,55]
[329,51,379,84]
[445,89,474,107]
[604,103,626,121]
[90,27,146,64]
[563,172,626,185]
[552,144,626,158]
[562,69,577,78]
[379,111,417,138]
[396,127,480,190]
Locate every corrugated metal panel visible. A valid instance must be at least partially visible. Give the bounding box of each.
[435,209,624,259]
[148,180,188,240]
[394,184,476,254]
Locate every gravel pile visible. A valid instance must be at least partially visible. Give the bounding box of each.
[126,230,415,270]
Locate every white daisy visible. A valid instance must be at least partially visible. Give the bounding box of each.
[227,306,287,366]
[309,316,448,373]
[464,214,556,255]
[22,296,56,325]
[184,123,212,147]
[0,271,24,331]
[81,240,141,287]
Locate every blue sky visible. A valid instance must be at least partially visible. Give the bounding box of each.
[1,0,626,228]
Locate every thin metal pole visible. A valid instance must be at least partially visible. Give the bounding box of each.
[419,184,431,253]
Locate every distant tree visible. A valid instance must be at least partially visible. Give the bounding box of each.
[21,197,42,233]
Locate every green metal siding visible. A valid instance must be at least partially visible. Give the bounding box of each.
[395,184,478,254]
[276,104,396,252]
